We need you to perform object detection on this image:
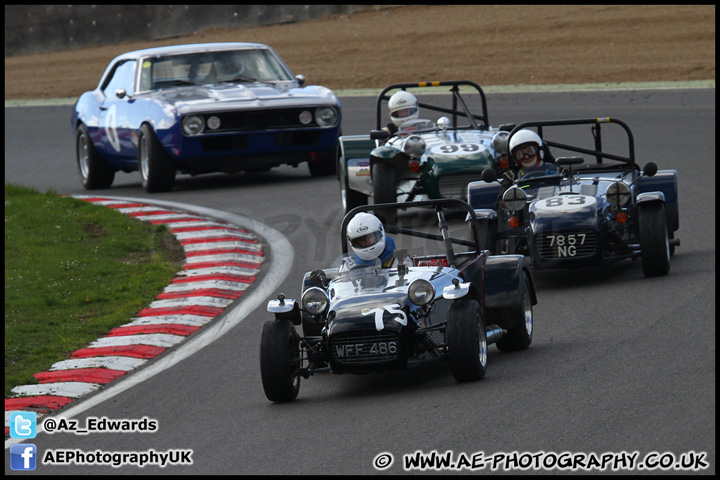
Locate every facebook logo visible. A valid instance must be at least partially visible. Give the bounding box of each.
[10,444,37,471]
[10,411,37,439]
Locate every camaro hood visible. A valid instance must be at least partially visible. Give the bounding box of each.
[145,83,337,114]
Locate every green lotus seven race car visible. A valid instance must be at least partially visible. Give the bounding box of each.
[337,80,513,218]
[259,199,537,402]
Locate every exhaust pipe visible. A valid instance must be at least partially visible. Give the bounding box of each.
[485,325,506,345]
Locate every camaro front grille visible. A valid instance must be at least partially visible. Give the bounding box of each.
[330,331,399,365]
[537,230,597,259]
[201,108,323,133]
[438,174,485,199]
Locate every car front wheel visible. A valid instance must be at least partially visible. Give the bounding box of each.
[372,161,397,224]
[447,298,487,382]
[638,202,671,277]
[139,124,176,193]
[260,319,301,402]
[76,124,115,189]
[496,270,533,351]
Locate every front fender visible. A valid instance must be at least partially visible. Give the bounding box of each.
[636,169,679,232]
[267,298,301,325]
[483,255,537,329]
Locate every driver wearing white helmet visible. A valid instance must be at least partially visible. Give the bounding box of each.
[509,129,558,178]
[345,212,410,269]
[385,91,435,135]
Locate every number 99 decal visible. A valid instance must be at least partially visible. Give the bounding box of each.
[430,143,481,155]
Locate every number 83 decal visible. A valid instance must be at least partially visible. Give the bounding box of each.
[535,195,596,212]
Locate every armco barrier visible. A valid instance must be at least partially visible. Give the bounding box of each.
[5,5,387,57]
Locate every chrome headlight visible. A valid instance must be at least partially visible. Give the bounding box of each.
[606,181,631,207]
[403,135,426,158]
[315,107,337,127]
[301,287,329,315]
[502,187,527,211]
[408,279,435,306]
[182,115,205,135]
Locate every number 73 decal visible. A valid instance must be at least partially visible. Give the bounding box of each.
[362,304,408,331]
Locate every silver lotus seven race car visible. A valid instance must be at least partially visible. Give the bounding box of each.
[338,81,513,218]
[468,117,680,277]
[260,199,537,402]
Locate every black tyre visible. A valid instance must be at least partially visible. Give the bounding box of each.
[496,271,533,351]
[260,319,301,402]
[139,124,176,193]
[638,203,671,277]
[76,124,115,189]
[447,298,487,382]
[372,161,397,224]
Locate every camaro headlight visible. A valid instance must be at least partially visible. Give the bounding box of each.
[606,181,631,207]
[403,135,426,159]
[314,107,337,127]
[408,279,435,306]
[182,115,205,135]
[502,187,527,211]
[301,287,329,315]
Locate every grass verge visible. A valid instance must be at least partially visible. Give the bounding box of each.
[4,184,185,397]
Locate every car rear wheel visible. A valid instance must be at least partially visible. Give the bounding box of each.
[139,124,176,193]
[496,270,533,351]
[447,298,487,382]
[260,319,301,402]
[76,124,115,189]
[638,202,671,277]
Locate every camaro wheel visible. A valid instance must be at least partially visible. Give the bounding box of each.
[638,202,671,277]
[447,298,487,382]
[496,270,533,351]
[260,319,301,402]
[76,124,115,189]
[139,124,176,193]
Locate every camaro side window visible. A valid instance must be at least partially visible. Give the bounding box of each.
[103,60,136,98]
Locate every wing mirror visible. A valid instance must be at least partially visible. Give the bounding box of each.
[642,162,658,177]
[481,167,498,183]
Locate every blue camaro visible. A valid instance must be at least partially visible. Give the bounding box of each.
[72,42,342,192]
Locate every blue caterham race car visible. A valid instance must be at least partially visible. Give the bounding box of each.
[72,42,341,192]
[467,117,680,277]
[260,199,537,402]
